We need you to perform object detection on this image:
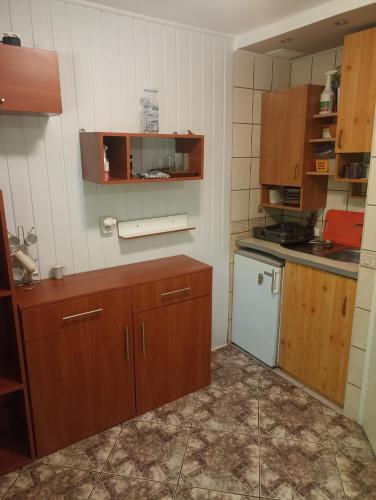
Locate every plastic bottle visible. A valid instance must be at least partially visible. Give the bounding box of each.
[319,70,337,114]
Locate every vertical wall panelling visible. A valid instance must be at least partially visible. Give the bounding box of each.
[0,0,233,348]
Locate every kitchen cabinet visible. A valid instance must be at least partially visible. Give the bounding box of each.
[0,44,62,115]
[25,316,135,457]
[279,262,356,405]
[260,84,327,211]
[336,27,376,154]
[260,86,306,186]
[17,255,212,457]
[134,296,211,414]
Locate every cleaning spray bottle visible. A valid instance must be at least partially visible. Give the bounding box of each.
[320,69,337,114]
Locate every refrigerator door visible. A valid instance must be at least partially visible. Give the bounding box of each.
[232,251,284,366]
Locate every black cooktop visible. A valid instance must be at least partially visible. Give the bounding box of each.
[253,222,314,245]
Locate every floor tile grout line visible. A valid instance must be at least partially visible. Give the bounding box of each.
[87,425,124,499]
[174,390,200,496]
[320,403,348,499]
[1,471,20,499]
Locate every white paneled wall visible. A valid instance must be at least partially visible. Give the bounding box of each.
[0,0,233,347]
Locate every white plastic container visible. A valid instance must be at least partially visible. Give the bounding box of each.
[320,70,336,114]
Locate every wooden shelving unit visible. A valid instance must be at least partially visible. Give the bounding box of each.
[309,138,336,143]
[306,171,335,176]
[80,132,204,185]
[313,112,338,120]
[0,191,34,475]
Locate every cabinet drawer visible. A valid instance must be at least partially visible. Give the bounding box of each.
[132,270,211,313]
[21,288,131,342]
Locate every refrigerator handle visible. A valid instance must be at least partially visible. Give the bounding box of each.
[272,268,282,294]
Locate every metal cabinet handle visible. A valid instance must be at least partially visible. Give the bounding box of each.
[161,287,191,297]
[294,163,298,180]
[62,308,103,321]
[141,321,146,356]
[342,296,348,316]
[338,129,343,149]
[0,98,5,104]
[125,326,129,361]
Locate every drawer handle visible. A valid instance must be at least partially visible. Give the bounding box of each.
[141,321,146,356]
[161,287,191,297]
[125,326,129,361]
[62,308,103,321]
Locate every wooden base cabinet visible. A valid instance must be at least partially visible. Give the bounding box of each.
[26,316,135,457]
[134,296,211,414]
[17,256,212,458]
[279,262,356,405]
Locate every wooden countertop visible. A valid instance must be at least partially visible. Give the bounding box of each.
[16,255,212,310]
[236,237,358,279]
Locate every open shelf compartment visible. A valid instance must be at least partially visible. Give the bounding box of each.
[80,132,204,184]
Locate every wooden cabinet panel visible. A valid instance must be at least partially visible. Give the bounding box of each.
[336,27,376,153]
[21,288,131,342]
[0,45,62,115]
[260,86,307,186]
[26,316,135,456]
[132,270,211,313]
[279,262,356,405]
[134,296,211,415]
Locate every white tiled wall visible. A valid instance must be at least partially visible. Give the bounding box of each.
[228,50,290,338]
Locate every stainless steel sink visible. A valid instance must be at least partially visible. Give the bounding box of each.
[325,249,360,264]
[284,239,360,264]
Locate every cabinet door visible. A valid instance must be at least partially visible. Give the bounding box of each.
[134,296,211,415]
[260,87,306,186]
[336,27,376,153]
[279,262,356,405]
[0,45,62,115]
[26,317,135,457]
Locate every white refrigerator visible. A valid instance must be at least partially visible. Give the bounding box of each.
[232,249,284,367]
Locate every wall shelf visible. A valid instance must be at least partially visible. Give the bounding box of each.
[309,138,336,143]
[306,171,335,176]
[313,112,337,120]
[80,132,204,185]
[117,214,195,239]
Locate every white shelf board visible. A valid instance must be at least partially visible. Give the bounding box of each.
[117,214,195,239]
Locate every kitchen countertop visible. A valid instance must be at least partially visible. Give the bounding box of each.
[236,236,359,279]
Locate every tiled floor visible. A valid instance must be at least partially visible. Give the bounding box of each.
[1,345,376,499]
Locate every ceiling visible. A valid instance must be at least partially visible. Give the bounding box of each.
[87,0,330,35]
[243,3,376,56]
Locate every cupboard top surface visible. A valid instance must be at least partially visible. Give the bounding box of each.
[16,255,212,310]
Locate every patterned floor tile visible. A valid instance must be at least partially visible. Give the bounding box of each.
[193,382,258,435]
[4,465,97,499]
[260,438,344,499]
[0,470,19,498]
[180,428,259,496]
[259,394,329,442]
[90,474,176,499]
[104,421,188,483]
[137,393,198,427]
[323,407,372,449]
[38,425,121,472]
[333,446,376,499]
[175,485,258,499]
[258,366,307,398]
[212,346,258,371]
[211,363,258,392]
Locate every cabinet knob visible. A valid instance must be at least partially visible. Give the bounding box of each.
[0,98,5,104]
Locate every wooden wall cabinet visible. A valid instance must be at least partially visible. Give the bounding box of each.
[0,45,62,115]
[80,132,204,184]
[279,262,356,405]
[17,256,212,457]
[260,84,327,211]
[336,27,376,155]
